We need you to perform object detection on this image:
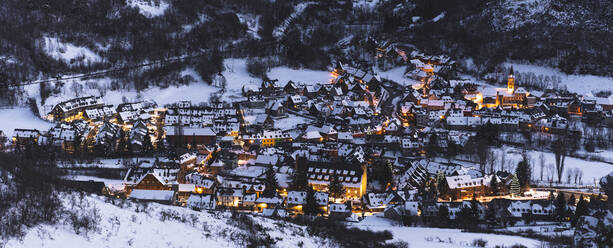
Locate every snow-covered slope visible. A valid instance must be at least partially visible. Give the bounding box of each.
[43,37,101,65]
[504,62,613,96]
[483,0,608,31]
[352,215,539,248]
[126,0,169,18]
[5,194,333,248]
[0,108,54,137]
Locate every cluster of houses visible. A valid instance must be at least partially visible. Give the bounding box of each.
[11,97,159,154]
[6,49,606,223]
[120,154,575,222]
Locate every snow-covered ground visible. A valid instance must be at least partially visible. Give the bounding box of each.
[18,58,331,118]
[5,194,332,248]
[43,37,101,65]
[375,66,422,86]
[352,215,540,248]
[236,14,261,40]
[222,58,330,91]
[0,108,54,137]
[488,146,613,186]
[268,66,331,86]
[272,2,316,39]
[352,0,384,10]
[505,62,613,96]
[126,0,169,18]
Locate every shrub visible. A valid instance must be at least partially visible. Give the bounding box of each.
[296,217,395,247]
[472,238,488,247]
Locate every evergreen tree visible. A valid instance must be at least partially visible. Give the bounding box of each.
[490,175,499,195]
[290,166,308,190]
[446,140,459,159]
[457,206,475,229]
[329,175,345,200]
[515,159,531,190]
[303,187,320,216]
[142,132,153,155]
[425,133,439,157]
[117,129,127,157]
[470,195,481,223]
[554,193,567,222]
[437,174,449,199]
[600,174,613,206]
[572,196,589,226]
[523,211,534,225]
[510,174,521,196]
[568,194,576,206]
[262,166,279,197]
[379,161,393,189]
[437,204,450,227]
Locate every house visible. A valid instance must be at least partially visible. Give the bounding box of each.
[301,160,368,199]
[315,191,329,207]
[262,208,288,218]
[12,129,41,146]
[442,174,490,200]
[255,196,284,212]
[83,105,116,120]
[132,173,171,191]
[164,127,216,146]
[186,194,217,210]
[329,202,352,220]
[216,187,243,207]
[185,172,217,194]
[47,96,104,122]
[287,190,307,206]
[130,120,149,153]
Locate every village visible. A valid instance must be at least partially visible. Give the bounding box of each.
[3,50,611,229]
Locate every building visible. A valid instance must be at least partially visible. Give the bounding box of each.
[165,127,216,146]
[48,96,104,122]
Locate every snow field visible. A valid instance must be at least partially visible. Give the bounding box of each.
[352,215,540,248]
[5,194,333,248]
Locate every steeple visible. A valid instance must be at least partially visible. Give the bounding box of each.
[507,66,515,93]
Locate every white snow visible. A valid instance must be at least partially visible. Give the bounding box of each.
[353,215,539,248]
[505,62,613,96]
[0,108,54,138]
[43,37,101,65]
[273,2,315,39]
[490,146,613,186]
[268,67,331,86]
[376,66,422,86]
[5,194,332,248]
[222,58,331,90]
[274,115,313,130]
[353,0,383,9]
[126,0,169,18]
[236,14,261,40]
[432,12,446,22]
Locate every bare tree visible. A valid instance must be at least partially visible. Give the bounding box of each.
[552,138,567,183]
[566,168,573,184]
[547,163,555,184]
[577,170,583,185]
[498,148,506,173]
[539,153,546,182]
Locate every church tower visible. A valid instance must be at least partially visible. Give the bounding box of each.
[507,66,515,93]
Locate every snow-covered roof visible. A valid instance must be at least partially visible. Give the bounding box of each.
[130,189,174,201]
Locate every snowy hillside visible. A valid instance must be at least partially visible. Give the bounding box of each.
[5,194,334,248]
[505,62,613,96]
[26,58,330,119]
[126,0,169,18]
[43,37,102,65]
[352,216,539,248]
